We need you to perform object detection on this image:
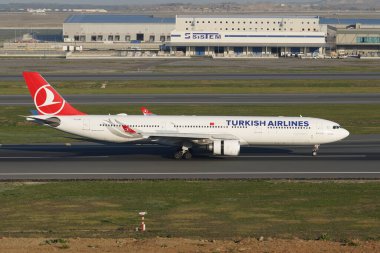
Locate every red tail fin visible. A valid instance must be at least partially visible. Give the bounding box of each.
[23,72,86,116]
[141,106,154,116]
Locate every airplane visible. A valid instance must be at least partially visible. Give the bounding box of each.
[23,72,350,160]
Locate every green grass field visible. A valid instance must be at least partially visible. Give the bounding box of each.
[0,104,379,144]
[1,79,380,95]
[0,181,379,240]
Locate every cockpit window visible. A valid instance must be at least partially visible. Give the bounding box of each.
[333,125,340,129]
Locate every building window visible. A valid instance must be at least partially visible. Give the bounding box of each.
[97,35,103,41]
[186,28,188,30]
[79,35,85,41]
[208,21,210,23]
[125,35,131,41]
[115,35,120,41]
[108,35,113,41]
[74,35,80,41]
[91,35,96,41]
[357,37,380,43]
[166,35,170,41]
[226,28,228,30]
[149,35,155,42]
[232,28,234,30]
[136,33,144,41]
[160,35,165,42]
[185,21,188,23]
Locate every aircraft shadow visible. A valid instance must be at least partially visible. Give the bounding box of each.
[2,143,295,159]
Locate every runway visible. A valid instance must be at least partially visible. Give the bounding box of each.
[1,93,379,105]
[2,72,380,81]
[0,135,379,180]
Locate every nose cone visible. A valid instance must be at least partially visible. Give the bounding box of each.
[341,129,350,140]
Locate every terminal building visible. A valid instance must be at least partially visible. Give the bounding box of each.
[169,15,326,57]
[330,23,380,57]
[60,14,380,58]
[63,15,175,43]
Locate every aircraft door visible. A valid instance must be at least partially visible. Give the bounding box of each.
[82,118,90,130]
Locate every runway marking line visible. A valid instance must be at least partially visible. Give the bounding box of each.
[0,172,380,176]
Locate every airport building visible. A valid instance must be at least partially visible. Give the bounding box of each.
[169,15,326,57]
[30,14,377,59]
[63,15,175,43]
[62,14,327,57]
[332,23,380,57]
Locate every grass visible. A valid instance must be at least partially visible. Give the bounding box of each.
[0,104,379,144]
[0,181,379,240]
[1,79,380,95]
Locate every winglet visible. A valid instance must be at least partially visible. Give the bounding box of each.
[141,106,155,116]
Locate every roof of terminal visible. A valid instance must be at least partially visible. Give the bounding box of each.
[64,15,175,24]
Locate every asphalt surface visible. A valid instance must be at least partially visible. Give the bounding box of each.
[1,93,379,105]
[2,72,380,81]
[0,135,379,180]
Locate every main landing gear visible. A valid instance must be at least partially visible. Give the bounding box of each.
[312,144,320,156]
[174,146,193,160]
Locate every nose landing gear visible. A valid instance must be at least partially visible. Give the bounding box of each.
[312,144,320,156]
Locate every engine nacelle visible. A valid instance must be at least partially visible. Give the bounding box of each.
[208,140,240,156]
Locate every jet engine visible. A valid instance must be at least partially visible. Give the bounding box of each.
[208,140,240,156]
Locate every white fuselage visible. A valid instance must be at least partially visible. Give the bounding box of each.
[32,115,350,146]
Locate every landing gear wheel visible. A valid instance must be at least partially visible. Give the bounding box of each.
[174,151,183,160]
[312,144,320,157]
[183,151,192,160]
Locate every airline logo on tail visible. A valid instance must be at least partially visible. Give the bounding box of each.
[23,72,86,116]
[34,85,65,115]
[141,107,155,116]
